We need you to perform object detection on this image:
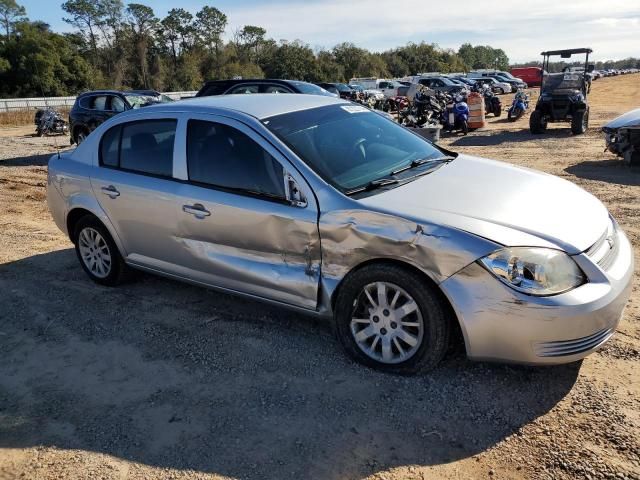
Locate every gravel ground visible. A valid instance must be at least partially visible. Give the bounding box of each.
[0,75,639,480]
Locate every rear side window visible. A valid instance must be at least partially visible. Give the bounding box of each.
[79,95,108,110]
[186,120,285,199]
[99,120,176,177]
[228,84,259,94]
[100,125,120,167]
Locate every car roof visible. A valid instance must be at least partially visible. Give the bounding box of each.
[78,89,155,97]
[136,93,349,120]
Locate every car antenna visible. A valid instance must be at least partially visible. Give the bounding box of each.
[32,58,61,159]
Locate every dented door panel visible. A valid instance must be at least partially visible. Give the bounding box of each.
[174,184,321,309]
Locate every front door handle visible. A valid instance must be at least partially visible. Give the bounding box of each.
[182,203,211,218]
[101,185,120,198]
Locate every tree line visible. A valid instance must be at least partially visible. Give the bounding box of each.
[0,0,638,98]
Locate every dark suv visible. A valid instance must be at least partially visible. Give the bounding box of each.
[196,79,334,97]
[69,90,173,144]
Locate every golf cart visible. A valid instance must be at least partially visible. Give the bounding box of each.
[530,48,594,135]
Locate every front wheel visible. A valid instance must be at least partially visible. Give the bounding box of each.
[334,264,450,374]
[460,119,468,135]
[571,108,589,135]
[530,110,547,134]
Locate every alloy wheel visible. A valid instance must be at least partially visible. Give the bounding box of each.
[350,282,424,364]
[78,227,112,278]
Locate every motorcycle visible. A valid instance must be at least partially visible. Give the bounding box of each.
[35,108,69,137]
[442,94,469,134]
[401,86,445,127]
[482,86,502,117]
[507,90,529,122]
[383,96,409,113]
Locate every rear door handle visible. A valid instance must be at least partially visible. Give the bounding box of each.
[101,185,120,198]
[182,203,211,218]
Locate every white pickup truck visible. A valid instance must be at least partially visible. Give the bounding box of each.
[349,77,408,98]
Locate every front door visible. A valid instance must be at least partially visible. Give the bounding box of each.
[172,116,321,310]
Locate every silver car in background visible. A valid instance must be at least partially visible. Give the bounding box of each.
[47,94,634,373]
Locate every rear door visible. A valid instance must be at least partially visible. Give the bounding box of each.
[91,115,184,269]
[172,114,321,309]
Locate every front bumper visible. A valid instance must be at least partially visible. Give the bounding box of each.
[440,227,634,365]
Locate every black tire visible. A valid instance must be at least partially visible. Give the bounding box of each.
[75,127,89,145]
[73,215,129,286]
[530,110,547,134]
[36,128,43,137]
[571,108,589,135]
[334,263,451,374]
[509,107,522,122]
[495,105,502,117]
[461,120,468,135]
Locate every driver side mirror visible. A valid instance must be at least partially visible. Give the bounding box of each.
[588,64,595,72]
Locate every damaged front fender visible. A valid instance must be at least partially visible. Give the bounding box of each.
[317,208,499,314]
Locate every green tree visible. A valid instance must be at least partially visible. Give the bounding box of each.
[195,6,226,76]
[126,3,158,88]
[261,40,316,81]
[0,0,26,38]
[234,25,266,63]
[0,21,93,96]
[61,0,102,63]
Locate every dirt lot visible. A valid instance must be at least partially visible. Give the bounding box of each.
[0,75,639,480]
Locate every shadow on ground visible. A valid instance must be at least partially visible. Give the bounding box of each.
[0,250,580,479]
[565,158,640,186]
[449,127,574,146]
[0,152,54,168]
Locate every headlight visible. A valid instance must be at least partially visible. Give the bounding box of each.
[479,247,585,296]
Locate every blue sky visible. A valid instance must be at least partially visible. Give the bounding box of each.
[21,0,640,62]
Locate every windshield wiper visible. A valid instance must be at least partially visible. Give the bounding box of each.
[390,155,455,175]
[345,178,399,195]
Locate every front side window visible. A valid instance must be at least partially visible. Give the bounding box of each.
[263,105,447,192]
[186,120,285,199]
[111,96,126,112]
[264,85,291,94]
[99,120,176,177]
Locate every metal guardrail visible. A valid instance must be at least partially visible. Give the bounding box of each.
[0,91,198,112]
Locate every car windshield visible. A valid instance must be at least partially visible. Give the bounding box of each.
[125,93,172,108]
[289,81,335,97]
[335,83,352,92]
[263,104,447,192]
[542,73,584,93]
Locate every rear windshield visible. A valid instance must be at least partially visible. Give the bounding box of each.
[289,81,335,96]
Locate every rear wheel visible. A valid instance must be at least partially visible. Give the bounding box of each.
[494,105,502,117]
[75,127,89,145]
[73,215,129,286]
[571,108,589,135]
[530,110,547,134]
[334,264,450,374]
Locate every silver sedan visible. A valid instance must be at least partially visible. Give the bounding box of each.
[47,94,634,373]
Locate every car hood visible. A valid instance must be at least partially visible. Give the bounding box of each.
[358,155,608,254]
[603,108,640,131]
